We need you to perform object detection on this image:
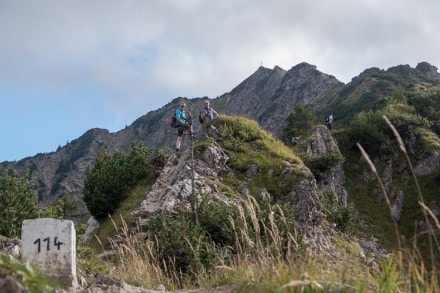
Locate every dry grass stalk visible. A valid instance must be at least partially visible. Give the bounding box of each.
[105,215,173,288]
[382,115,425,204]
[229,195,300,270]
[419,201,440,230]
[356,142,401,249]
[382,115,438,274]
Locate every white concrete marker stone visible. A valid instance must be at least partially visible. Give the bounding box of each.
[21,218,78,288]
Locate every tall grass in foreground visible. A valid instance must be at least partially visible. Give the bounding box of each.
[356,115,439,292]
[211,196,371,292]
[104,198,373,292]
[106,216,172,289]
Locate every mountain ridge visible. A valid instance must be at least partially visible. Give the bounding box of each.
[1,61,439,219]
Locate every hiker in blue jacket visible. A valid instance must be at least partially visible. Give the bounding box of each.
[175,101,192,153]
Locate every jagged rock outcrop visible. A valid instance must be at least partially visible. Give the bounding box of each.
[136,148,222,219]
[135,121,336,261]
[391,191,405,222]
[80,217,100,244]
[136,120,329,228]
[305,126,348,206]
[281,167,325,226]
[415,152,440,176]
[217,63,344,135]
[0,128,118,217]
[216,66,287,119]
[136,137,232,221]
[359,157,407,223]
[2,238,21,258]
[416,62,440,80]
[357,125,440,224]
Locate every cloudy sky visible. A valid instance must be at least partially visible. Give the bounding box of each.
[1,0,439,162]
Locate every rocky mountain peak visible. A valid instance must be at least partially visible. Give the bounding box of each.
[273,65,285,72]
[289,62,317,73]
[416,61,440,80]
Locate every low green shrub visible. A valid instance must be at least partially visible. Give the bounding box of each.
[321,190,356,233]
[146,195,301,284]
[281,104,318,140]
[0,253,57,292]
[0,171,38,237]
[83,144,156,221]
[302,152,345,180]
[146,210,218,279]
[346,101,431,156]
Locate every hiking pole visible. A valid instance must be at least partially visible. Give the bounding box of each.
[190,129,197,224]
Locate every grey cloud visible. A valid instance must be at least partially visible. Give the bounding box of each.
[1,0,440,122]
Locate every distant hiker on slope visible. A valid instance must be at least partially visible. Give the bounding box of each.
[199,98,218,125]
[175,101,192,154]
[291,136,301,146]
[326,114,333,130]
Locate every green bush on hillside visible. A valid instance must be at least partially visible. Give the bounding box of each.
[219,116,264,146]
[197,198,240,247]
[416,127,440,154]
[346,101,431,156]
[208,115,302,202]
[83,144,155,221]
[381,103,431,138]
[410,91,440,135]
[346,110,391,155]
[302,152,345,180]
[37,195,75,220]
[146,210,218,277]
[0,170,72,237]
[282,104,318,142]
[0,171,39,237]
[321,190,355,233]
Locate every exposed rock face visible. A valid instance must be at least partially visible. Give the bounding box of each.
[136,123,327,237]
[2,238,21,258]
[217,63,344,135]
[305,126,348,206]
[281,168,325,226]
[357,127,440,224]
[136,140,232,221]
[414,152,440,176]
[391,191,405,222]
[80,217,100,244]
[360,157,406,222]
[416,62,440,80]
[0,128,118,217]
[216,66,287,119]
